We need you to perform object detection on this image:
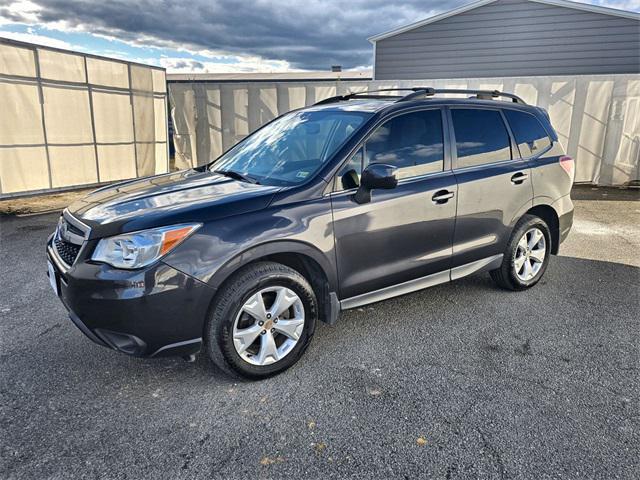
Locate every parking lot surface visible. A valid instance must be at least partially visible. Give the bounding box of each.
[1,187,638,479]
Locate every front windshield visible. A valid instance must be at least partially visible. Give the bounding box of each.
[211,109,372,186]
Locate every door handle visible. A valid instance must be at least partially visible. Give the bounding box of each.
[432,190,455,204]
[511,172,528,184]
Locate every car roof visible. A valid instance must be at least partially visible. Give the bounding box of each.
[302,99,394,113]
[302,97,543,116]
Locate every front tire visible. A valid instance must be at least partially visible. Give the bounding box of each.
[205,261,317,379]
[490,214,551,291]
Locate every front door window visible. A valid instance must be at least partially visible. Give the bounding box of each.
[335,109,445,190]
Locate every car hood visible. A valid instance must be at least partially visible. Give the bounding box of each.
[67,169,280,238]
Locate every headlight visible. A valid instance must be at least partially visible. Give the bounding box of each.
[91,224,201,269]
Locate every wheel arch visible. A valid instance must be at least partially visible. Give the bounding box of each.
[207,240,339,325]
[524,203,560,254]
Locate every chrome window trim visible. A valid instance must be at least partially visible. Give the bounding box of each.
[450,157,530,174]
[327,168,453,198]
[524,142,553,161]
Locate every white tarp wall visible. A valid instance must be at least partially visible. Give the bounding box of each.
[0,39,168,197]
[169,74,639,186]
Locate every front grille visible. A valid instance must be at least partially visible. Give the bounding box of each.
[65,220,84,237]
[54,237,81,267]
[52,211,90,269]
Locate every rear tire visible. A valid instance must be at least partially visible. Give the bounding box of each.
[490,214,551,291]
[205,261,317,379]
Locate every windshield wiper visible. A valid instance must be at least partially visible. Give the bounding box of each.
[213,169,259,184]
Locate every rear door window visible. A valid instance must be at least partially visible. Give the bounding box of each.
[451,109,512,168]
[503,109,552,158]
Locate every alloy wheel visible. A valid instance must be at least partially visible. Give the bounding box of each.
[514,227,546,281]
[232,286,305,366]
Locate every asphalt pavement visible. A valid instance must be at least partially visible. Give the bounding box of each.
[1,187,638,479]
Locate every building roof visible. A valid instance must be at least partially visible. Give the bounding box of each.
[167,70,372,83]
[368,0,640,43]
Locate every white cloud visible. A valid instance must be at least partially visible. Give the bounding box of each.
[159,56,297,74]
[0,29,74,49]
[592,0,640,10]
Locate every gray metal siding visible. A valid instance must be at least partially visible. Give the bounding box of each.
[374,0,640,79]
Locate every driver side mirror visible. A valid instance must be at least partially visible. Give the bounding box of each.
[354,163,398,204]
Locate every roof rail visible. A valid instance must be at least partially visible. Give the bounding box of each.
[398,88,526,104]
[313,88,417,106]
[313,87,526,105]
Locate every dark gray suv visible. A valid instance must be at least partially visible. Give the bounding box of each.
[47,88,574,379]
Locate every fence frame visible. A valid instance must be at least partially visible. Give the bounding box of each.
[0,38,169,199]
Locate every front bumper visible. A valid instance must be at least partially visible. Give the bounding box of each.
[47,240,215,358]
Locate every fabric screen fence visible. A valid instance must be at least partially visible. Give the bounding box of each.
[168,74,639,186]
[0,38,168,198]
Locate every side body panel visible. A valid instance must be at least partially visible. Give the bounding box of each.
[530,143,574,205]
[515,108,574,248]
[530,145,575,248]
[448,107,534,268]
[163,184,339,292]
[331,171,457,299]
[511,106,570,207]
[451,161,533,267]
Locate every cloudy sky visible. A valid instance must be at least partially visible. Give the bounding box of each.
[0,0,638,73]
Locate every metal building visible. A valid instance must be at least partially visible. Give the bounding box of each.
[370,0,640,80]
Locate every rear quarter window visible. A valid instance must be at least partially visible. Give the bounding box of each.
[503,110,552,158]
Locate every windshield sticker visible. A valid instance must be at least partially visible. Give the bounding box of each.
[296,171,309,178]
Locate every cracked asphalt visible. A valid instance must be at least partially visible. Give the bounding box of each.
[1,187,638,479]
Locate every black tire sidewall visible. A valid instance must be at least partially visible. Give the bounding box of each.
[505,216,551,289]
[207,264,317,379]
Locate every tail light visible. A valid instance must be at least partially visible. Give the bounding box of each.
[559,155,575,180]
